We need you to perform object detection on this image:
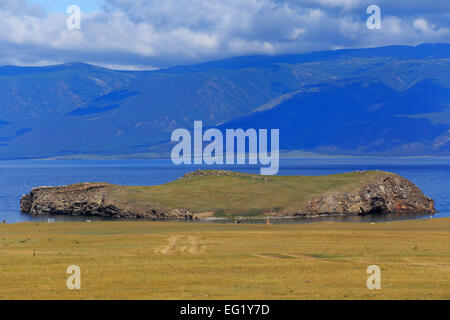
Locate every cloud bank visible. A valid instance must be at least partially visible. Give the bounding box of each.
[0,0,449,69]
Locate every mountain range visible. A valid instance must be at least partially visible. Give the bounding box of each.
[1,43,449,159]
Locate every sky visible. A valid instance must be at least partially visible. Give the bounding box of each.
[29,0,103,13]
[0,0,449,70]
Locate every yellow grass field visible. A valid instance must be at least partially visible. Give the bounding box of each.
[0,218,449,300]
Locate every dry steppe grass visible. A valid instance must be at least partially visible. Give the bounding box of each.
[0,218,448,300]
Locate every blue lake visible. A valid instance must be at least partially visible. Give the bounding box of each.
[0,158,449,223]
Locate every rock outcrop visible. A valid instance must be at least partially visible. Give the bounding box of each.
[301,172,436,216]
[20,171,436,219]
[20,183,193,219]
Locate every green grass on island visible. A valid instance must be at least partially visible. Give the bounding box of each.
[119,170,381,217]
[0,218,448,300]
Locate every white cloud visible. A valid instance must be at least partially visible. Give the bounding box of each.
[0,0,448,69]
[414,18,432,32]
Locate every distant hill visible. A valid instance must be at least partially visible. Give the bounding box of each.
[217,78,450,156]
[0,43,449,159]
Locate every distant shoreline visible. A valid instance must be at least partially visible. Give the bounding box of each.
[1,214,442,225]
[1,154,450,161]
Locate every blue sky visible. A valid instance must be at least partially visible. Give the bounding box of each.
[0,0,449,69]
[29,0,103,13]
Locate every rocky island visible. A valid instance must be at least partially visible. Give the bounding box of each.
[20,170,436,219]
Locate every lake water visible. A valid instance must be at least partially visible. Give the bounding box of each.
[0,158,449,224]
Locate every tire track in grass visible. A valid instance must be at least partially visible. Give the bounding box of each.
[158,236,181,255]
[156,236,205,255]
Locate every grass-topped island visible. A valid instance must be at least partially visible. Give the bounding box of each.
[21,170,436,219]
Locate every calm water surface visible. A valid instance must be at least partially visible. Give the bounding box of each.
[0,158,448,223]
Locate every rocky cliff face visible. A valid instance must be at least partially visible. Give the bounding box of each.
[301,173,436,216]
[20,183,193,219]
